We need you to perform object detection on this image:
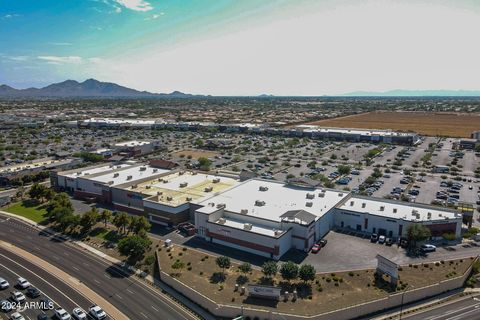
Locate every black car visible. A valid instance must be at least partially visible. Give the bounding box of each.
[39,298,53,311]
[318,239,328,247]
[27,287,41,298]
[370,233,379,243]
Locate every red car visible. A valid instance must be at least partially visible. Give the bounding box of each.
[311,244,321,253]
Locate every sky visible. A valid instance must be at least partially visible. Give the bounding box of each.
[1,0,480,95]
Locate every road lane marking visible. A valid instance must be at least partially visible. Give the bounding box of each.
[126,289,134,294]
[447,306,480,320]
[93,279,100,284]
[104,273,111,279]
[151,305,159,312]
[72,266,79,271]
[140,312,148,318]
[116,294,123,300]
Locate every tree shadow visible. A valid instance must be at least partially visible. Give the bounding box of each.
[373,272,396,293]
[296,282,312,299]
[105,264,133,279]
[209,272,225,284]
[241,296,278,308]
[236,275,249,285]
[258,276,274,286]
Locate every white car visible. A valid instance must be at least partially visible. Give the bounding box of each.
[421,244,437,252]
[10,312,25,320]
[72,307,88,320]
[89,305,107,320]
[0,277,9,289]
[16,277,30,289]
[11,291,26,303]
[55,308,71,320]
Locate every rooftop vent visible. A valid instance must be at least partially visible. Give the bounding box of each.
[218,218,226,225]
[166,196,173,201]
[306,201,313,207]
[204,186,213,192]
[179,171,185,175]
[107,181,114,185]
[186,197,193,201]
[157,191,163,196]
[255,200,266,206]
[140,167,147,171]
[338,193,343,197]
[318,192,325,198]
[427,212,432,219]
[350,201,354,206]
[153,169,158,173]
[243,223,253,230]
[179,182,188,188]
[216,203,226,209]
[131,185,137,189]
[259,186,269,192]
[393,208,397,213]
[306,193,315,199]
[380,206,385,211]
[212,178,220,183]
[362,203,366,208]
[274,230,283,236]
[240,209,248,215]
[113,173,119,178]
[145,185,151,189]
[163,180,169,184]
[126,175,132,180]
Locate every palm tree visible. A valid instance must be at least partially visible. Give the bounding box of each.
[99,209,112,228]
[113,212,130,234]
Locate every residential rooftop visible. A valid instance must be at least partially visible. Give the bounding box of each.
[198,178,349,222]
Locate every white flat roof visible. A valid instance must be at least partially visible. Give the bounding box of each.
[62,164,131,178]
[340,196,461,222]
[114,140,151,147]
[215,217,281,237]
[0,158,62,174]
[90,165,170,186]
[199,179,348,222]
[297,125,415,137]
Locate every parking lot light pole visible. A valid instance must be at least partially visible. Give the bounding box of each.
[399,284,411,320]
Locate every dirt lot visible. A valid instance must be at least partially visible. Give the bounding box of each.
[305,112,480,138]
[171,149,218,159]
[157,241,473,316]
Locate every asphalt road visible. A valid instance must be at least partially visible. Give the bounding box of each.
[0,247,93,320]
[401,295,480,320]
[0,214,198,320]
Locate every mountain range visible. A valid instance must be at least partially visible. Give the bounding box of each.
[0,79,197,98]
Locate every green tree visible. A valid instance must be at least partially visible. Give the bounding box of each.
[46,193,73,216]
[262,261,278,279]
[280,261,299,283]
[133,216,151,235]
[198,157,212,171]
[28,183,48,202]
[118,235,151,263]
[298,264,316,284]
[80,208,99,234]
[99,209,112,228]
[406,224,431,248]
[113,212,130,234]
[337,165,351,175]
[215,256,231,276]
[239,262,252,277]
[172,259,186,275]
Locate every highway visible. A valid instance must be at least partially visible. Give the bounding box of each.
[0,214,198,320]
[400,295,480,320]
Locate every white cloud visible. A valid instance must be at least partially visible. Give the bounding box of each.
[96,1,480,95]
[38,56,83,64]
[115,0,153,12]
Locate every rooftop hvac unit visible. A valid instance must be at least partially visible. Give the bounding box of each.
[338,193,343,197]
[132,185,137,189]
[259,186,269,192]
[212,178,220,183]
[76,172,81,176]
[107,181,114,185]
[153,169,158,173]
[306,202,313,207]
[218,218,226,224]
[216,203,226,209]
[306,193,315,199]
[116,165,122,169]
[204,186,213,192]
[157,191,163,195]
[393,208,397,213]
[109,165,114,168]
[255,200,266,206]
[163,180,169,183]
[113,173,119,178]
[126,175,132,180]
[192,172,197,175]
[158,178,163,182]
[186,197,193,201]
[362,203,366,208]
[179,171,185,175]
[166,196,173,201]
[84,173,90,175]
[318,192,325,198]
[274,230,283,236]
[350,201,354,206]
[146,185,151,189]
[180,182,188,188]
[140,167,147,171]
[427,212,432,219]
[240,209,248,214]
[243,223,253,230]
[380,206,385,211]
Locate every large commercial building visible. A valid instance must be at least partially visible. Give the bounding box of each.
[195,179,462,259]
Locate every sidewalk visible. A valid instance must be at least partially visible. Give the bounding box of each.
[0,210,214,320]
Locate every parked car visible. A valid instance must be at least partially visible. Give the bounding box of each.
[27,287,40,298]
[11,291,26,303]
[318,239,328,247]
[311,244,321,253]
[370,233,379,242]
[10,312,25,320]
[378,235,386,244]
[54,308,71,320]
[385,238,393,246]
[39,298,54,311]
[421,244,436,252]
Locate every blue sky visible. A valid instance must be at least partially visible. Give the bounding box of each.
[2,0,480,95]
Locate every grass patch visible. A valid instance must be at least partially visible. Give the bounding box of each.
[5,200,48,223]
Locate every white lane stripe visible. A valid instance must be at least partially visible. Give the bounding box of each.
[93,279,100,284]
[447,307,480,320]
[140,312,148,318]
[151,305,159,312]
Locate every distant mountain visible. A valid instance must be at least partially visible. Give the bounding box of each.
[0,79,199,98]
[343,89,480,97]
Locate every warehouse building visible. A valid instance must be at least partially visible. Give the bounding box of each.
[114,140,160,157]
[112,170,239,226]
[194,179,462,259]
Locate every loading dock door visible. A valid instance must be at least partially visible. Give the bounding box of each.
[378,228,387,236]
